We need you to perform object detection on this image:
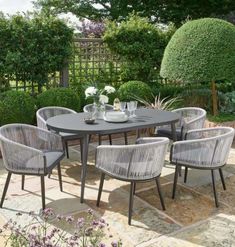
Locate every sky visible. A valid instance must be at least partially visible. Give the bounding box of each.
[0,0,34,14]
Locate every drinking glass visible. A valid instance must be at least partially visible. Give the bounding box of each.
[127,102,134,117]
[131,101,138,117]
[120,102,127,112]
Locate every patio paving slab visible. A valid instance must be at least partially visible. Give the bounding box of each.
[144,213,235,247]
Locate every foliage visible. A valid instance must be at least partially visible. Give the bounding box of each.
[35,0,235,26]
[78,19,105,38]
[104,15,175,82]
[180,88,212,111]
[0,76,10,93]
[0,13,73,91]
[37,88,81,112]
[1,208,122,247]
[207,113,235,123]
[135,93,181,111]
[118,81,152,101]
[0,90,35,125]
[219,91,235,114]
[160,18,235,83]
[153,82,185,98]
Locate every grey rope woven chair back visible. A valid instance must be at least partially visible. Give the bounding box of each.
[37,106,77,130]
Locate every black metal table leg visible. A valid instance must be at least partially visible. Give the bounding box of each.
[80,134,89,203]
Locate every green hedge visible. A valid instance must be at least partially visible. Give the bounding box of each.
[0,14,73,90]
[118,81,152,101]
[37,88,81,112]
[161,18,235,83]
[104,14,175,82]
[0,91,35,125]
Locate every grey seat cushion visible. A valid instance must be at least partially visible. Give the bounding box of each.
[156,128,182,141]
[44,151,64,168]
[59,132,83,140]
[23,151,64,174]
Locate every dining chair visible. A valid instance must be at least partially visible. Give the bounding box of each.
[37,106,83,159]
[156,107,207,141]
[170,127,234,207]
[0,124,65,210]
[95,137,169,225]
[83,104,128,145]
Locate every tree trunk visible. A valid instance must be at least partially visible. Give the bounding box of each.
[211,80,218,116]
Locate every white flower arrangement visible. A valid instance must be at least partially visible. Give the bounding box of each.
[85,85,115,105]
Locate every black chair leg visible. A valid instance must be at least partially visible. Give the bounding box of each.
[41,176,46,210]
[108,134,112,145]
[178,165,182,177]
[124,132,128,145]
[48,173,51,178]
[133,182,136,195]
[65,140,69,159]
[184,167,188,183]
[57,163,63,192]
[172,166,179,199]
[155,177,166,211]
[128,182,135,225]
[21,175,25,190]
[98,135,102,145]
[80,139,83,163]
[211,170,219,207]
[88,135,92,143]
[219,168,226,190]
[97,173,105,207]
[0,172,12,208]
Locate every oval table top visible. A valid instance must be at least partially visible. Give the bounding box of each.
[46,108,179,135]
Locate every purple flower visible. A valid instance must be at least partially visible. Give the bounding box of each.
[56,214,63,221]
[111,240,118,247]
[66,216,74,224]
[99,243,106,247]
[77,217,85,228]
[92,220,99,226]
[87,208,93,215]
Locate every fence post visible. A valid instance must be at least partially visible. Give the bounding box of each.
[60,62,69,87]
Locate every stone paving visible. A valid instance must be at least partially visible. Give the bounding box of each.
[0,135,235,246]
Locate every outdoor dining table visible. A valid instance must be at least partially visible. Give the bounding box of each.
[46,108,179,203]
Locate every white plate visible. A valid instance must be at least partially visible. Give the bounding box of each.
[103,115,129,123]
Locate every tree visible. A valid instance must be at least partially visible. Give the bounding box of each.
[35,0,235,25]
[103,15,175,82]
[160,18,235,115]
[0,13,73,92]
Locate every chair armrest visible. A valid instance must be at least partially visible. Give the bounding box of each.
[185,127,232,140]
[0,138,45,173]
[136,137,169,144]
[36,114,47,130]
[170,138,220,167]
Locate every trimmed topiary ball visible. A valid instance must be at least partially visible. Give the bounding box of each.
[37,88,81,112]
[0,90,36,125]
[160,18,235,83]
[118,80,152,101]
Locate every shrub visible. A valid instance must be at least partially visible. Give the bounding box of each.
[0,13,73,91]
[118,81,152,101]
[160,18,235,114]
[104,14,175,83]
[161,18,235,83]
[37,88,81,112]
[0,90,35,125]
[219,91,235,113]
